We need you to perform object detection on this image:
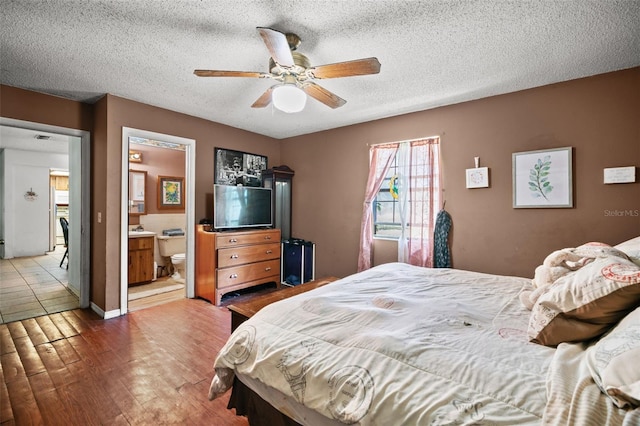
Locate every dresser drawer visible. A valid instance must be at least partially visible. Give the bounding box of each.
[217,259,280,289]
[216,229,280,249]
[217,242,280,268]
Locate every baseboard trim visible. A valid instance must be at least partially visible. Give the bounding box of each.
[90,302,122,319]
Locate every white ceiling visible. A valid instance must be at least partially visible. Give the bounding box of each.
[0,125,71,154]
[1,1,639,140]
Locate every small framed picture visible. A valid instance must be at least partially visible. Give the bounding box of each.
[466,167,489,188]
[512,147,573,208]
[158,176,184,209]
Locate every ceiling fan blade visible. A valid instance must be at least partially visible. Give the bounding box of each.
[309,57,381,79]
[251,86,275,108]
[194,70,267,78]
[257,27,295,67]
[301,82,346,109]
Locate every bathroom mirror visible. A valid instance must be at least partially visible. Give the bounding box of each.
[129,170,147,215]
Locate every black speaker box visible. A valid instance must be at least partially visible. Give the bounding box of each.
[281,239,315,286]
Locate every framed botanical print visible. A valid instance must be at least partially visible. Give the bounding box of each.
[512,147,573,208]
[158,176,184,209]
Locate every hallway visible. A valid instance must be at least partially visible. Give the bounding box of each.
[0,246,79,324]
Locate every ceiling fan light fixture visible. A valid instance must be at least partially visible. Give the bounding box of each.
[272,84,306,113]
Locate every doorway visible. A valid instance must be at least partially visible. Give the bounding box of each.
[0,118,91,315]
[120,128,196,315]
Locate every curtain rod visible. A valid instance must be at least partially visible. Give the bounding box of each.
[366,134,443,147]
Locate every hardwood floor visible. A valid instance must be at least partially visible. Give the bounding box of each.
[0,298,248,425]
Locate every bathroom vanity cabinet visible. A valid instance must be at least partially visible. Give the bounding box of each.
[195,226,281,305]
[128,235,154,285]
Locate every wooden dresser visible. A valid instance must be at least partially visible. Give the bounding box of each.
[195,225,281,305]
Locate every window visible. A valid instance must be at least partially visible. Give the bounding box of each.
[372,143,440,240]
[373,156,402,238]
[358,137,441,271]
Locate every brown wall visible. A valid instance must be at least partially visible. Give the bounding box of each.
[1,87,280,312]
[281,68,640,279]
[128,144,186,223]
[2,67,639,313]
[92,96,108,309]
[0,85,93,132]
[97,95,281,312]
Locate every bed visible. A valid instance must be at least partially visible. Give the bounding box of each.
[209,237,640,425]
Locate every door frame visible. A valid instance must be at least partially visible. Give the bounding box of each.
[120,127,196,315]
[0,117,91,308]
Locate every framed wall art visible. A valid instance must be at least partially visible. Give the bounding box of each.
[465,167,489,188]
[158,176,184,209]
[214,147,267,187]
[512,147,573,208]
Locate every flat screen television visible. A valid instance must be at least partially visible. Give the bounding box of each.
[213,184,273,230]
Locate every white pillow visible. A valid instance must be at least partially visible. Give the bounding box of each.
[615,236,640,267]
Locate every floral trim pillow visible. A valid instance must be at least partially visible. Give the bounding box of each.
[528,256,640,346]
[586,307,640,408]
[572,241,630,261]
[615,236,640,267]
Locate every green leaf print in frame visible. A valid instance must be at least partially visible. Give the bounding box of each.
[512,147,573,208]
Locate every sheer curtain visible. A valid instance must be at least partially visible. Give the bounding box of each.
[357,138,440,272]
[398,138,441,267]
[357,143,398,271]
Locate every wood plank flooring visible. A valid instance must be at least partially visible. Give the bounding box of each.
[0,298,248,425]
[127,288,186,313]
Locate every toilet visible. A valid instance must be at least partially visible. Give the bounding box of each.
[157,235,186,283]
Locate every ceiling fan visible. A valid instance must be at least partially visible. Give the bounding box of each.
[194,27,381,112]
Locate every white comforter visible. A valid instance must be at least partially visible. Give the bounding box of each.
[209,263,560,424]
[544,342,639,426]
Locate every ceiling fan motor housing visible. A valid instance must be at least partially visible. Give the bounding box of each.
[269,52,311,77]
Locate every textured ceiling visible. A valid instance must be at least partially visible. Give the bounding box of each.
[1,1,639,139]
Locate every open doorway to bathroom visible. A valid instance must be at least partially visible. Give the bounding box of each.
[121,128,196,314]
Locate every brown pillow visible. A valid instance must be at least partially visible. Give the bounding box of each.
[528,256,640,346]
[586,306,640,408]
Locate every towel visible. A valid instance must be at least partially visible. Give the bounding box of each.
[434,209,452,268]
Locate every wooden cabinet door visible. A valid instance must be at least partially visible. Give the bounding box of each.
[54,176,69,190]
[128,237,154,285]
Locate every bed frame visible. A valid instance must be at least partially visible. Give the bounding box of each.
[228,378,300,426]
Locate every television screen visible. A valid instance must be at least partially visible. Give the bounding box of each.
[213,184,273,230]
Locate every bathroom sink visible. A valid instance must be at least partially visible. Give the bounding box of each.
[128,231,156,238]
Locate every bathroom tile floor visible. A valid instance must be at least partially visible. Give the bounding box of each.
[0,245,79,324]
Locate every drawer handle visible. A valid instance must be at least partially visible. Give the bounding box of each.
[266,250,272,254]
[229,273,238,279]
[229,238,238,243]
[230,254,239,259]
[264,236,271,240]
[265,267,271,271]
